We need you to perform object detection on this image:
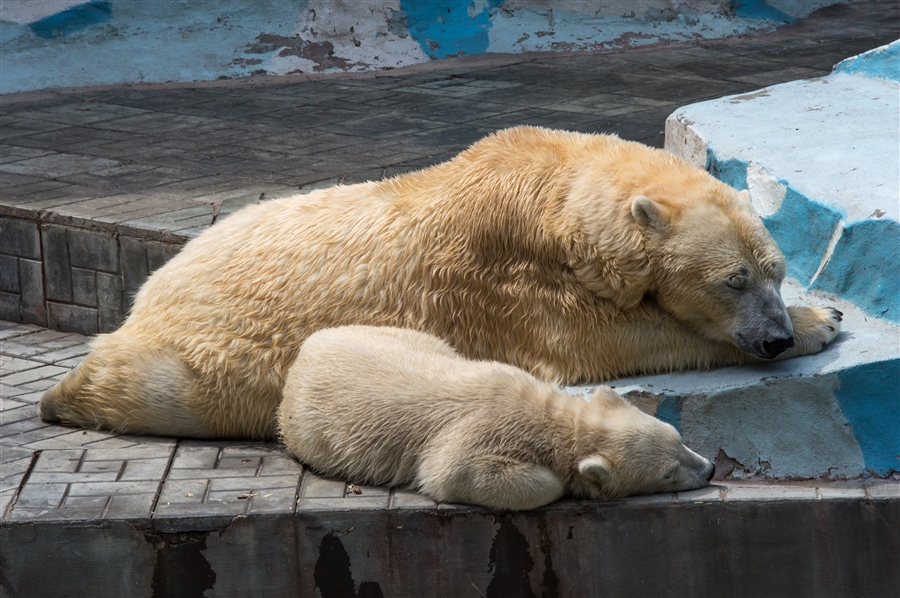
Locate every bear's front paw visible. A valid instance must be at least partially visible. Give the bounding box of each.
[784,305,843,357]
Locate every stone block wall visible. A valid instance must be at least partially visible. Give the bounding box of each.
[0,216,182,335]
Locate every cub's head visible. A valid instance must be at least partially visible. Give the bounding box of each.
[572,387,714,500]
[632,188,794,359]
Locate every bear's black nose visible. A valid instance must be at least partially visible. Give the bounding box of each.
[763,336,795,357]
[707,463,716,481]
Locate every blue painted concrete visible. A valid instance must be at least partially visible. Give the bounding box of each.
[28,0,111,39]
[1,1,307,94]
[834,40,900,82]
[762,187,843,284]
[813,219,900,322]
[706,152,749,192]
[401,0,502,60]
[703,147,899,321]
[705,150,845,285]
[730,0,795,23]
[835,360,900,476]
[656,395,682,434]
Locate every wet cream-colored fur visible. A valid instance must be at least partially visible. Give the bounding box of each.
[279,326,714,510]
[40,126,841,438]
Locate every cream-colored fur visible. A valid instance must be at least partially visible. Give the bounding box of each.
[279,326,715,510]
[40,126,841,438]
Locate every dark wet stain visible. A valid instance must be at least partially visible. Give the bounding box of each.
[486,519,537,598]
[314,532,384,598]
[149,532,216,598]
[538,521,560,598]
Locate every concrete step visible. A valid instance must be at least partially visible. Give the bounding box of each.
[567,279,900,480]
[656,41,900,481]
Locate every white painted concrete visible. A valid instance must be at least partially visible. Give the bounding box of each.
[668,75,899,223]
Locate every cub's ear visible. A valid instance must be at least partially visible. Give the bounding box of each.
[588,386,628,408]
[578,455,613,485]
[631,195,668,233]
[737,189,753,208]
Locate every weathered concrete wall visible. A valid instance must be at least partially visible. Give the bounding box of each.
[1,497,898,597]
[1,0,858,93]
[666,41,900,323]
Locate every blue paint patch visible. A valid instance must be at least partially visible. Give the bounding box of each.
[762,186,843,284]
[29,1,112,39]
[706,150,749,191]
[401,0,503,60]
[813,219,900,322]
[833,40,900,82]
[835,360,900,476]
[656,395,682,434]
[729,0,795,23]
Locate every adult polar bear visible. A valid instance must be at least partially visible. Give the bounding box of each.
[40,126,841,439]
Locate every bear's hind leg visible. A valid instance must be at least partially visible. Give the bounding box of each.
[40,334,212,438]
[418,454,565,510]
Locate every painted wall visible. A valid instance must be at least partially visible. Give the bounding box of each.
[1,0,856,94]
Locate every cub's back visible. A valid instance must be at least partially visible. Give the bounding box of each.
[279,326,543,485]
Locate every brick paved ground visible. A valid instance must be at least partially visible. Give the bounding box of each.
[1,320,896,525]
[2,1,899,525]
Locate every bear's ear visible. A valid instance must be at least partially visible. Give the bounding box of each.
[631,195,668,233]
[578,455,613,485]
[737,189,753,208]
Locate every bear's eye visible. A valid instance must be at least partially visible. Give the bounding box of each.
[663,466,677,480]
[726,273,748,290]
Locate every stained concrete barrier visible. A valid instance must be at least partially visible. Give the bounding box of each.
[1,484,898,598]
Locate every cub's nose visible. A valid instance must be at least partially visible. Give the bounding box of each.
[763,336,794,358]
[707,463,716,481]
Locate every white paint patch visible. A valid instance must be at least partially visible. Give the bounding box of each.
[746,162,787,217]
[666,75,900,223]
[808,220,846,286]
[265,53,319,76]
[664,113,708,169]
[0,0,86,24]
[290,0,428,73]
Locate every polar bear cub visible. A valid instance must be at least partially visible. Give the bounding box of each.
[279,326,714,510]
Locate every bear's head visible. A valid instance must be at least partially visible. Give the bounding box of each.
[570,387,714,499]
[632,188,795,359]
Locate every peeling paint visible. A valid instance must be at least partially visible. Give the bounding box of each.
[1,0,842,92]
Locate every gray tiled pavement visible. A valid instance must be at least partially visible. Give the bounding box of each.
[2,320,897,524]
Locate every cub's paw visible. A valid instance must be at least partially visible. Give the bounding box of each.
[785,305,843,357]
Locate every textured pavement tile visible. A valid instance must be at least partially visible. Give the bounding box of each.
[675,485,725,502]
[301,473,348,499]
[867,483,900,499]
[391,489,436,509]
[722,484,819,501]
[817,485,867,500]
